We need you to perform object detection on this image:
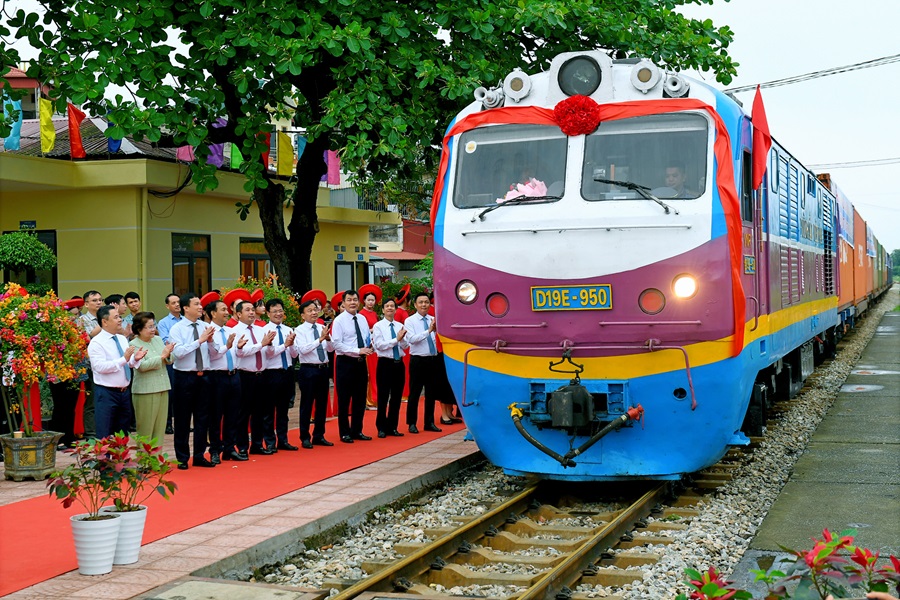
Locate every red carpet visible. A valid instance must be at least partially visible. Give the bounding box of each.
[0,411,464,596]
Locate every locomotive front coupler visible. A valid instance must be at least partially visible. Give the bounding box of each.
[508,403,645,468]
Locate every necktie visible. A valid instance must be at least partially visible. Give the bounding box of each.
[248,326,262,371]
[424,317,437,355]
[192,323,204,371]
[113,335,131,382]
[220,328,234,371]
[313,324,327,362]
[277,325,288,369]
[390,322,400,360]
[353,315,365,349]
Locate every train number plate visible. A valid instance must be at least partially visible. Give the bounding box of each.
[531,285,612,311]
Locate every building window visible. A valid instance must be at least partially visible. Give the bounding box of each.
[3,230,57,294]
[240,238,272,280]
[172,233,210,296]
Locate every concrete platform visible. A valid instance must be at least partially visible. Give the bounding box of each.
[732,307,900,593]
[1,430,482,599]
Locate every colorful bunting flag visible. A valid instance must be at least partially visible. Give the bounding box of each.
[2,97,22,151]
[230,142,243,169]
[39,98,56,154]
[296,136,307,160]
[207,118,226,167]
[261,132,271,167]
[326,149,340,185]
[67,103,86,159]
[276,132,293,176]
[176,145,195,162]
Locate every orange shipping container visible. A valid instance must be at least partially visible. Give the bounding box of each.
[852,209,869,307]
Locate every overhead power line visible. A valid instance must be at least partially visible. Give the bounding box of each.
[808,156,900,170]
[725,53,900,94]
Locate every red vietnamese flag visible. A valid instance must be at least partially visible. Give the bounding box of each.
[751,85,771,190]
[67,103,87,159]
[261,132,271,167]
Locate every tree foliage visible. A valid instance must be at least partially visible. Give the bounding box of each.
[1,0,737,291]
[0,231,57,272]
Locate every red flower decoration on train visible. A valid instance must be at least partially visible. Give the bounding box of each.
[553,95,602,136]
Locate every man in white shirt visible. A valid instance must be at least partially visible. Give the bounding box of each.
[168,293,218,469]
[233,300,276,454]
[405,293,442,434]
[79,289,104,438]
[88,305,146,438]
[203,294,245,463]
[330,289,373,443]
[261,298,298,451]
[371,298,409,438]
[156,293,182,435]
[294,299,334,448]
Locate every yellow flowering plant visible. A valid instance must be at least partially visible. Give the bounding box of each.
[0,283,89,436]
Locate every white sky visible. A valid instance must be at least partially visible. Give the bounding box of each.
[8,0,899,251]
[681,0,900,252]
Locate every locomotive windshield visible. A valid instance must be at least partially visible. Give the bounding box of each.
[452,124,567,209]
[582,113,708,201]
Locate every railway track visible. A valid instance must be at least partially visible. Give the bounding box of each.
[324,482,701,600]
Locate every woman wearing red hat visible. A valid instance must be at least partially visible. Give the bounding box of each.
[358,284,382,409]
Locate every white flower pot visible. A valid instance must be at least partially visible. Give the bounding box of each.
[70,513,122,575]
[99,505,148,565]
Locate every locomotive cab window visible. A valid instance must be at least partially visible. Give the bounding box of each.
[582,113,708,201]
[452,125,568,208]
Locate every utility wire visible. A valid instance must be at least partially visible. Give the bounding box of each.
[808,157,900,170]
[725,53,900,94]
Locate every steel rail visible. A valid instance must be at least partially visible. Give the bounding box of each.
[515,483,667,600]
[329,484,540,600]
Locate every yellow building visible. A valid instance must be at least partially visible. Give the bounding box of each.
[0,151,399,311]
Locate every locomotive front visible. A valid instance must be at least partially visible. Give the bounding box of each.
[432,51,752,480]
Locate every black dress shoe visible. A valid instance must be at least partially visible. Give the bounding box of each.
[278,443,299,451]
[408,425,419,434]
[377,431,386,438]
[165,425,174,435]
[440,418,454,425]
[210,453,221,465]
[177,463,188,470]
[424,425,443,432]
[249,447,274,455]
[238,451,249,460]
[312,438,333,447]
[352,434,372,441]
[193,456,216,467]
[223,450,249,461]
[341,436,354,443]
[389,430,404,437]
[301,440,313,449]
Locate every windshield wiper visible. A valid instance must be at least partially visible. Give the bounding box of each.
[593,176,679,215]
[472,195,561,222]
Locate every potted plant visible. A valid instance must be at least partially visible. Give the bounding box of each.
[98,433,178,564]
[47,437,129,575]
[0,283,87,481]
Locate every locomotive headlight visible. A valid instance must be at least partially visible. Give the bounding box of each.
[672,274,698,299]
[557,56,602,97]
[456,280,478,304]
[630,60,661,94]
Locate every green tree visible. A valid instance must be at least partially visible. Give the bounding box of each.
[891,248,899,279]
[1,0,736,293]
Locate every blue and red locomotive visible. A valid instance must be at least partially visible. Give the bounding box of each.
[429,50,892,481]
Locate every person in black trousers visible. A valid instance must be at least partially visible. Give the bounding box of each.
[294,300,334,448]
[371,298,409,437]
[329,290,373,443]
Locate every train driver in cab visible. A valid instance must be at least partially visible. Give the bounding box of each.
[664,162,697,199]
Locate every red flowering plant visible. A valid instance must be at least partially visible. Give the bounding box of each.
[680,529,900,600]
[553,94,603,136]
[104,433,178,512]
[0,283,88,436]
[675,566,752,600]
